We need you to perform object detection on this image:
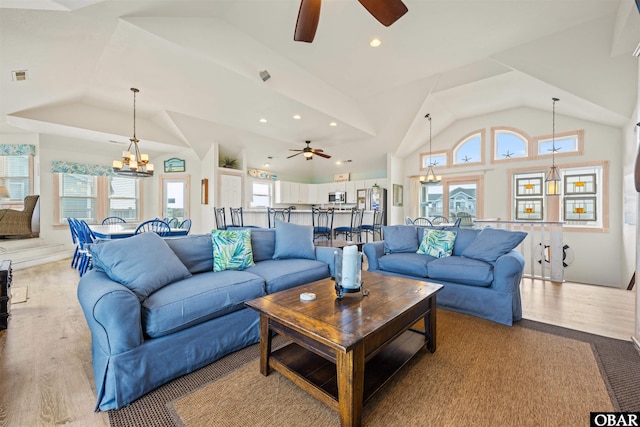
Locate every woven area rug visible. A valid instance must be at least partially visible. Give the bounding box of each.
[109,310,640,427]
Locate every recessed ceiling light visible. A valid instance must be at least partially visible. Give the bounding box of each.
[329,121,338,127]
[259,118,267,123]
[369,38,381,47]
[264,163,270,167]
[336,160,342,165]
[292,114,302,120]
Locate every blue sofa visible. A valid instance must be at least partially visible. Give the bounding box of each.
[77,222,336,411]
[363,225,526,326]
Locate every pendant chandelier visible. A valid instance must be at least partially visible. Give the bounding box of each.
[113,88,154,177]
[420,113,441,184]
[545,97,560,195]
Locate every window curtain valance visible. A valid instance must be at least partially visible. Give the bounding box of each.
[0,144,36,156]
[50,161,115,177]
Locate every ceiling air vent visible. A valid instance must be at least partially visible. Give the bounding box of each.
[11,70,28,81]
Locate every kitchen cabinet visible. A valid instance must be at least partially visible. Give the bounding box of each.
[307,184,318,205]
[275,181,309,204]
[345,181,357,203]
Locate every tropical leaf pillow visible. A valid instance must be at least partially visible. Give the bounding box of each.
[417,229,457,258]
[211,229,255,272]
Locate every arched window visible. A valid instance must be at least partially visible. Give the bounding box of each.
[536,130,583,159]
[452,131,483,166]
[492,128,530,162]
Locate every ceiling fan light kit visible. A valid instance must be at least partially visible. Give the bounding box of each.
[288,140,332,161]
[294,0,408,43]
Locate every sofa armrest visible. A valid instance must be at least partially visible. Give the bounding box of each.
[77,270,144,355]
[363,241,385,271]
[492,250,525,293]
[315,246,339,277]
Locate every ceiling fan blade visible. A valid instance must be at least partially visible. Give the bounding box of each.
[313,151,331,159]
[287,152,304,159]
[294,0,321,42]
[289,149,303,152]
[358,0,408,26]
[310,148,323,153]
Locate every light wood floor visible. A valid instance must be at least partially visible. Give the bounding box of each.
[0,259,636,426]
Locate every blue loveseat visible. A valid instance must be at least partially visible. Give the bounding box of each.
[363,225,526,326]
[77,222,336,411]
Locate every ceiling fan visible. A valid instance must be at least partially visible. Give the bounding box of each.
[294,0,408,43]
[287,141,332,161]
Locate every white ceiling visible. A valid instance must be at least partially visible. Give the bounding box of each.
[0,0,638,178]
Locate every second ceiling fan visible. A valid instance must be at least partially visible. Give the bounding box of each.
[287,141,332,161]
[294,0,408,43]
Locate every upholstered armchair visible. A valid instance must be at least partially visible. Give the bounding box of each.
[0,195,40,237]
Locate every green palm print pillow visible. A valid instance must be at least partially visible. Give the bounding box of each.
[211,229,255,272]
[417,229,457,258]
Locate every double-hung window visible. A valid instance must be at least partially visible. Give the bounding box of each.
[55,169,141,224]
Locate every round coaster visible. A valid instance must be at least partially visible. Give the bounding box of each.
[300,292,316,301]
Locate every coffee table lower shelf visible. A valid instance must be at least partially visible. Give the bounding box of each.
[269,328,427,411]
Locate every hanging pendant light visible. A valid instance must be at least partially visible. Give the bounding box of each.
[545,97,560,195]
[420,113,441,184]
[113,88,154,177]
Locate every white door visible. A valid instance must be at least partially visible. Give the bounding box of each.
[219,173,242,207]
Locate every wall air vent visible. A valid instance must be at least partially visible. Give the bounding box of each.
[11,70,28,81]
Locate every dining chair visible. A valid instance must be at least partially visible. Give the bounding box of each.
[101,216,126,225]
[134,219,171,237]
[165,218,180,228]
[74,219,96,276]
[431,216,448,225]
[312,207,334,241]
[67,218,80,270]
[214,207,227,230]
[267,207,291,228]
[453,218,462,227]
[412,217,433,226]
[405,216,414,225]
[179,218,192,233]
[333,207,364,242]
[362,209,384,242]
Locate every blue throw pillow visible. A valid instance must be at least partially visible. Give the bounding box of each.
[164,234,213,274]
[272,219,315,260]
[382,225,419,254]
[211,229,255,272]
[89,232,191,301]
[461,227,527,263]
[417,229,457,258]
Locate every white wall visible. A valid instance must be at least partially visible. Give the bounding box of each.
[402,107,626,287]
[387,153,404,225]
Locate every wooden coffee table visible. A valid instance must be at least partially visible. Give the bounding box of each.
[245,271,442,427]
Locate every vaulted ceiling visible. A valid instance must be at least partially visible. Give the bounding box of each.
[1,0,638,178]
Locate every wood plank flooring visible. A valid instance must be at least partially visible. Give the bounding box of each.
[0,259,636,426]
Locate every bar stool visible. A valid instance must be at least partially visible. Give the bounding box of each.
[312,207,334,241]
[333,207,364,242]
[267,207,291,228]
[214,207,227,230]
[362,209,384,242]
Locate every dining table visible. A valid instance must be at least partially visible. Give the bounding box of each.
[89,223,189,239]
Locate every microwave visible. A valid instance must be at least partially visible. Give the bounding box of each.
[329,192,346,203]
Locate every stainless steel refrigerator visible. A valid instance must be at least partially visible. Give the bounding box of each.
[356,187,387,225]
